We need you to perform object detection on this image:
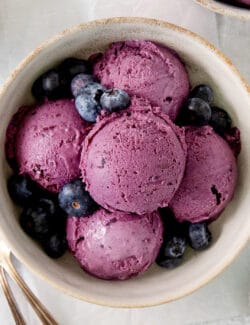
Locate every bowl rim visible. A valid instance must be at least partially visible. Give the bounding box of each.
[0,17,249,308]
[195,0,250,20]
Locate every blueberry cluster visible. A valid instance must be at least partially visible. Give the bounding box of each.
[31,57,131,123]
[8,174,67,258]
[72,76,131,122]
[156,208,212,269]
[177,85,232,136]
[32,58,92,101]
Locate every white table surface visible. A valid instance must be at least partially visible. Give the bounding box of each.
[0,0,249,324]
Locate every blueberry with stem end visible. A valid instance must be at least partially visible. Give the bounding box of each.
[58,180,98,217]
[75,82,106,122]
[82,82,106,101]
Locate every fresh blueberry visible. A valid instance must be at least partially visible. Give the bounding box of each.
[156,237,186,269]
[32,69,67,100]
[58,58,91,81]
[163,236,186,259]
[156,208,187,269]
[58,180,97,217]
[7,174,37,206]
[75,82,106,122]
[188,222,212,250]
[190,85,213,104]
[180,98,211,126]
[20,198,65,240]
[210,106,232,135]
[71,74,96,97]
[41,233,67,258]
[100,89,131,112]
[156,257,183,269]
[75,94,101,122]
[82,82,106,101]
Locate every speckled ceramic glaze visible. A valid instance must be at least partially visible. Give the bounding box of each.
[0,18,249,307]
[195,0,250,19]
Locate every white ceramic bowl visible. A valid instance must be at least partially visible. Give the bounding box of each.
[0,17,249,308]
[195,0,250,20]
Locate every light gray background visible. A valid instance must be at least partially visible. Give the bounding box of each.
[0,0,249,324]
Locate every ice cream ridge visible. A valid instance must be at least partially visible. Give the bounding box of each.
[5,40,240,280]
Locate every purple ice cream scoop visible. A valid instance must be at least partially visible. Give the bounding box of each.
[93,40,190,121]
[169,126,238,223]
[6,99,91,192]
[66,208,163,280]
[80,96,187,215]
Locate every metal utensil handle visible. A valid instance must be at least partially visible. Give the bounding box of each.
[0,266,26,325]
[2,254,59,325]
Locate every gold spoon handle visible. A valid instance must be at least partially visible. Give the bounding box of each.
[0,266,26,325]
[2,254,59,325]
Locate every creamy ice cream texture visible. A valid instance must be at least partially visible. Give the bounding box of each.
[81,96,187,215]
[10,99,90,192]
[67,208,163,280]
[170,126,237,223]
[93,40,190,121]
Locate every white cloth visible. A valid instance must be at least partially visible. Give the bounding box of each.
[0,1,249,324]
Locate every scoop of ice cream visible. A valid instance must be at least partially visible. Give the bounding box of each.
[67,208,163,280]
[81,96,187,215]
[93,40,190,121]
[11,99,90,192]
[169,126,238,223]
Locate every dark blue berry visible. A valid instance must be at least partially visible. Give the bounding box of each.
[71,74,96,97]
[188,222,212,250]
[7,174,37,206]
[162,236,186,259]
[20,198,65,240]
[210,106,232,135]
[190,85,213,104]
[100,89,131,112]
[181,98,211,126]
[58,180,97,217]
[75,94,101,122]
[156,236,186,269]
[32,69,68,100]
[59,58,91,80]
[41,233,67,258]
[156,257,183,269]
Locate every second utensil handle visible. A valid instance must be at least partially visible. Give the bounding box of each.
[2,255,59,325]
